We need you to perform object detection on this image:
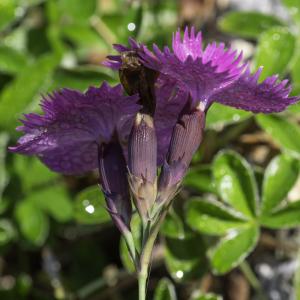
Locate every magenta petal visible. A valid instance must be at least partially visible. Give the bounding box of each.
[172,27,202,61]
[141,41,245,104]
[212,67,300,113]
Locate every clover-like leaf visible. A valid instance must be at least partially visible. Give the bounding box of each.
[260,200,300,229]
[261,154,299,215]
[213,150,258,218]
[209,225,259,274]
[186,198,247,236]
[154,278,177,300]
[256,115,300,158]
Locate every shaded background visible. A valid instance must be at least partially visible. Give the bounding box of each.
[1,0,300,299]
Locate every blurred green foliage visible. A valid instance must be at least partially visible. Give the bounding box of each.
[1,0,300,299]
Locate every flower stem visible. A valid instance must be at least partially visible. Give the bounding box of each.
[137,207,170,300]
[138,270,147,300]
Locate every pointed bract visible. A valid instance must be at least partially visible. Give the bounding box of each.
[98,142,132,232]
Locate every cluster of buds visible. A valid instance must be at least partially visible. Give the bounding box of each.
[118,50,204,227]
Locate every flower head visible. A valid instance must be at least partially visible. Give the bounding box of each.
[10,82,141,233]
[140,27,299,112]
[104,40,189,165]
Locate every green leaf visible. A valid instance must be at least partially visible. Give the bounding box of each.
[282,0,300,23]
[161,209,185,239]
[0,54,59,129]
[184,165,216,194]
[218,11,283,39]
[58,0,96,24]
[256,115,300,157]
[0,0,17,32]
[209,225,259,274]
[0,133,9,199]
[15,201,49,246]
[261,154,299,214]
[154,278,177,300]
[50,68,113,91]
[0,219,16,247]
[260,200,300,228]
[25,185,73,222]
[213,150,258,218]
[191,293,223,300]
[186,198,247,236]
[0,46,29,74]
[295,250,300,300]
[206,104,251,130]
[120,213,141,273]
[165,234,207,282]
[254,27,296,80]
[74,185,111,225]
[62,24,107,50]
[290,39,300,97]
[14,156,58,193]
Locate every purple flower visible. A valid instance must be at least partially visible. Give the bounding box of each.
[10,82,139,174]
[10,82,140,232]
[140,27,299,113]
[104,40,189,165]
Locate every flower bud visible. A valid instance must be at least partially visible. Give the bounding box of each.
[128,113,158,219]
[98,142,132,234]
[158,108,205,204]
[167,109,205,167]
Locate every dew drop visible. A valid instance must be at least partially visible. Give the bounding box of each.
[127,22,136,32]
[85,204,95,214]
[175,270,184,279]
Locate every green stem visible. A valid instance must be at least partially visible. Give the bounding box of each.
[240,261,267,300]
[240,261,260,290]
[137,208,170,300]
[138,270,147,300]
